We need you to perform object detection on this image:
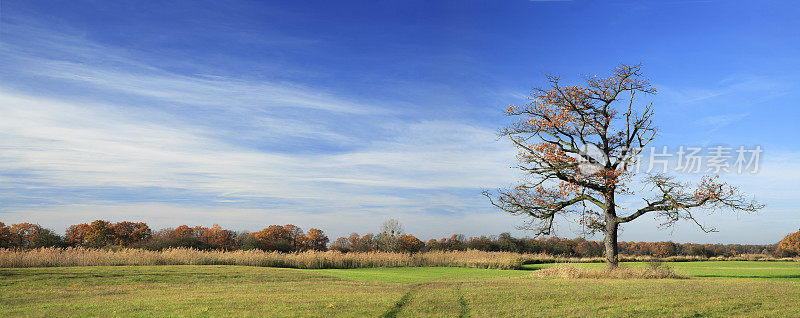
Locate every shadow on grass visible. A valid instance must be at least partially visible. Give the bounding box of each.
[517,264,550,271]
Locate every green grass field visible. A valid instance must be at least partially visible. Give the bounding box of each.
[2,261,799,317]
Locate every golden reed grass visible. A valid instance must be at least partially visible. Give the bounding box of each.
[0,248,531,269]
[531,263,688,279]
[1,248,795,269]
[525,254,800,264]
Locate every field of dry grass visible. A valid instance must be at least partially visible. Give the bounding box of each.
[0,247,529,269]
[1,248,797,270]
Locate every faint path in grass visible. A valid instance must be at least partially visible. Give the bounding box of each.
[381,289,414,318]
[458,294,471,318]
[457,284,471,318]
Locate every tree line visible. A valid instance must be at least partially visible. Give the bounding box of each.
[1,220,798,257]
[0,221,328,252]
[330,232,783,257]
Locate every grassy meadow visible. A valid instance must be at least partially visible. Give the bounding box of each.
[2,261,800,317]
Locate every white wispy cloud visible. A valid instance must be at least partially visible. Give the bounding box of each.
[0,19,519,237]
[694,113,749,132]
[657,75,788,105]
[0,89,515,194]
[25,59,380,115]
[0,85,519,238]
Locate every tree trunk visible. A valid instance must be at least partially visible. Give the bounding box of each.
[604,193,619,270]
[603,218,619,270]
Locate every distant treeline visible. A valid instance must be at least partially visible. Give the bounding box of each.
[330,232,780,257]
[1,220,791,257]
[0,221,328,252]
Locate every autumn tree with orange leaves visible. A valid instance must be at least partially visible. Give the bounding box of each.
[776,228,800,257]
[65,223,91,246]
[85,220,115,248]
[305,228,329,251]
[198,224,237,250]
[485,64,763,269]
[253,225,293,252]
[283,224,306,251]
[8,223,61,248]
[396,234,424,253]
[65,220,150,248]
[113,221,152,247]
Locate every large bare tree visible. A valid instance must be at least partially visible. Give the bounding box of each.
[485,64,763,269]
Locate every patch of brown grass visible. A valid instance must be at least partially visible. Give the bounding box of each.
[531,262,687,279]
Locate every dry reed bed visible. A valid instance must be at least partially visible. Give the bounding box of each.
[531,263,688,279]
[531,254,800,263]
[1,248,796,269]
[0,248,529,269]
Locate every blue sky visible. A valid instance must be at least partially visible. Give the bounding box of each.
[1,0,798,243]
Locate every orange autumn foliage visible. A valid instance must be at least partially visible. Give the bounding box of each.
[253,225,293,252]
[283,224,306,251]
[163,224,237,250]
[7,223,60,248]
[9,223,44,248]
[113,221,152,247]
[305,228,329,251]
[66,220,151,248]
[396,234,424,253]
[171,225,198,238]
[198,224,237,250]
[9,223,38,247]
[330,233,376,252]
[86,220,115,248]
[777,229,800,257]
[65,223,91,246]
